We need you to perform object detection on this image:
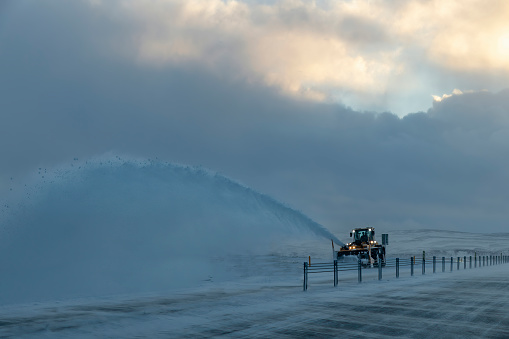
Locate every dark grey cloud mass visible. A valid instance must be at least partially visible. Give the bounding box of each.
[1,1,509,234]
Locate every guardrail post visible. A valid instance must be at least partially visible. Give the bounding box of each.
[450,257,453,271]
[334,260,338,287]
[464,256,466,269]
[411,257,414,276]
[303,262,308,291]
[422,257,425,275]
[378,257,382,280]
[396,258,400,278]
[358,259,362,283]
[433,256,436,273]
[442,257,445,272]
[469,256,472,268]
[457,257,460,270]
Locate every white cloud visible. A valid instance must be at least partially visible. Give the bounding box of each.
[82,0,508,114]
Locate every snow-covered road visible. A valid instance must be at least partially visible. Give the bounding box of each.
[2,262,508,338]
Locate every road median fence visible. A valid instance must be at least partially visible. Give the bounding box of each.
[303,254,509,291]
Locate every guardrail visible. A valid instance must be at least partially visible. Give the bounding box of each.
[303,254,509,291]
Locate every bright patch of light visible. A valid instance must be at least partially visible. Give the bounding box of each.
[497,32,509,57]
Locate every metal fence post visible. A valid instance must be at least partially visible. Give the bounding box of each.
[411,257,414,276]
[442,257,445,272]
[450,257,453,271]
[334,260,338,287]
[464,256,466,269]
[433,256,436,273]
[303,262,308,291]
[358,259,362,283]
[469,256,472,268]
[378,257,382,280]
[396,258,400,278]
[422,257,425,275]
[457,257,460,270]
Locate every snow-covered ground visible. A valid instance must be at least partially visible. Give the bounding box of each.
[1,228,509,338]
[1,257,508,338]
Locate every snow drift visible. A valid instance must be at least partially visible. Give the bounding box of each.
[0,158,339,304]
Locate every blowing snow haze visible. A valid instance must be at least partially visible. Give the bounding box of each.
[0,160,341,303]
[1,0,509,237]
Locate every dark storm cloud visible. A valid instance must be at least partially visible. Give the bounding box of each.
[1,1,509,233]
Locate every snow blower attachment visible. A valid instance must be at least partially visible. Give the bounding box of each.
[335,227,388,267]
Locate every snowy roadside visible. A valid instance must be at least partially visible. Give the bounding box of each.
[1,261,508,338]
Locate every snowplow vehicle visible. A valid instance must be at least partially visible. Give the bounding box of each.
[335,227,387,267]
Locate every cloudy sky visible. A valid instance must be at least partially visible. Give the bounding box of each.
[1,0,509,233]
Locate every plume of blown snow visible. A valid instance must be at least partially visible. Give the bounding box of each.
[0,158,340,304]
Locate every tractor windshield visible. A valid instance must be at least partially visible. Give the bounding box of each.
[353,229,374,242]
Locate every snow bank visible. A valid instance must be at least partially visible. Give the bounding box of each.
[0,158,339,304]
